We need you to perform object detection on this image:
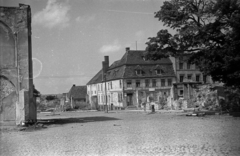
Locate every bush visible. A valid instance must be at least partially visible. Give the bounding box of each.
[187,99,196,108]
[37,102,46,111]
[74,102,91,110]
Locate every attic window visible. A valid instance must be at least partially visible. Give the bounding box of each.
[156,69,164,75]
[136,70,142,75]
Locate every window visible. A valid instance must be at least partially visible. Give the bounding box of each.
[127,80,132,88]
[187,74,192,80]
[187,63,191,69]
[156,69,164,75]
[136,80,141,87]
[179,89,184,96]
[118,93,123,102]
[180,75,184,82]
[168,79,172,86]
[152,79,157,87]
[110,82,112,89]
[136,70,142,75]
[196,74,200,82]
[161,79,165,87]
[179,62,184,70]
[145,79,149,87]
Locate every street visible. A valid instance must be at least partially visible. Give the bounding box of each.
[1,111,240,156]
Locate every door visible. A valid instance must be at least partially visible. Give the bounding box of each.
[127,94,133,106]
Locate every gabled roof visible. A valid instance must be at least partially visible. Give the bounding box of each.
[68,85,87,99]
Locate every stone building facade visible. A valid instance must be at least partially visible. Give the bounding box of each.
[87,48,176,110]
[170,55,214,100]
[0,4,35,125]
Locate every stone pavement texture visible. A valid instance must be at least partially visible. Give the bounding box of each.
[1,111,240,156]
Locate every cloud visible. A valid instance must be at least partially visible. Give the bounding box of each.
[33,0,70,29]
[135,30,145,39]
[75,15,95,23]
[99,40,121,53]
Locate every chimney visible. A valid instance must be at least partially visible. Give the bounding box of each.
[104,56,109,68]
[126,47,130,52]
[73,84,76,87]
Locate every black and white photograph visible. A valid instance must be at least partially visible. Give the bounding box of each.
[1,0,240,155]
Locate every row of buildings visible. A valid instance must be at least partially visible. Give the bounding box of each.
[86,47,215,110]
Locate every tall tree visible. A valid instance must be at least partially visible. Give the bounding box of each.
[145,0,240,88]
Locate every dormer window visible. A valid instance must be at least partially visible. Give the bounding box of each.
[135,65,143,76]
[136,69,142,75]
[154,65,164,75]
[156,69,164,75]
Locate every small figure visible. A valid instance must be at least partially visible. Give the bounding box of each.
[151,104,155,113]
[141,97,147,112]
[142,102,146,112]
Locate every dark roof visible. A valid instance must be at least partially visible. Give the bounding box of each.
[87,50,175,85]
[68,85,87,99]
[86,69,103,85]
[109,50,172,69]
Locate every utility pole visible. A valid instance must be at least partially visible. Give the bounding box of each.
[102,61,108,113]
[104,73,108,113]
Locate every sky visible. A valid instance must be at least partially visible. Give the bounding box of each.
[1,0,171,94]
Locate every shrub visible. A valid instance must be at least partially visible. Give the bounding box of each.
[74,102,91,110]
[225,88,240,112]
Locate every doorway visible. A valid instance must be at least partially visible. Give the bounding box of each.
[127,94,133,106]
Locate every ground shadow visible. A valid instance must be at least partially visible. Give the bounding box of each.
[15,116,121,132]
[37,116,121,126]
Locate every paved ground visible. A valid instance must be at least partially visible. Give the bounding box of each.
[1,111,240,156]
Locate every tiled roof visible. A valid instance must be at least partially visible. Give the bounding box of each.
[86,69,103,85]
[68,85,87,99]
[106,66,125,81]
[87,50,175,84]
[106,50,175,80]
[123,64,175,78]
[108,50,172,69]
[109,60,121,69]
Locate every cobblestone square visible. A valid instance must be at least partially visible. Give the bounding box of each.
[1,111,240,156]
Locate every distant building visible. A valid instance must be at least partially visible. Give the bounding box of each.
[87,48,176,110]
[67,85,87,108]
